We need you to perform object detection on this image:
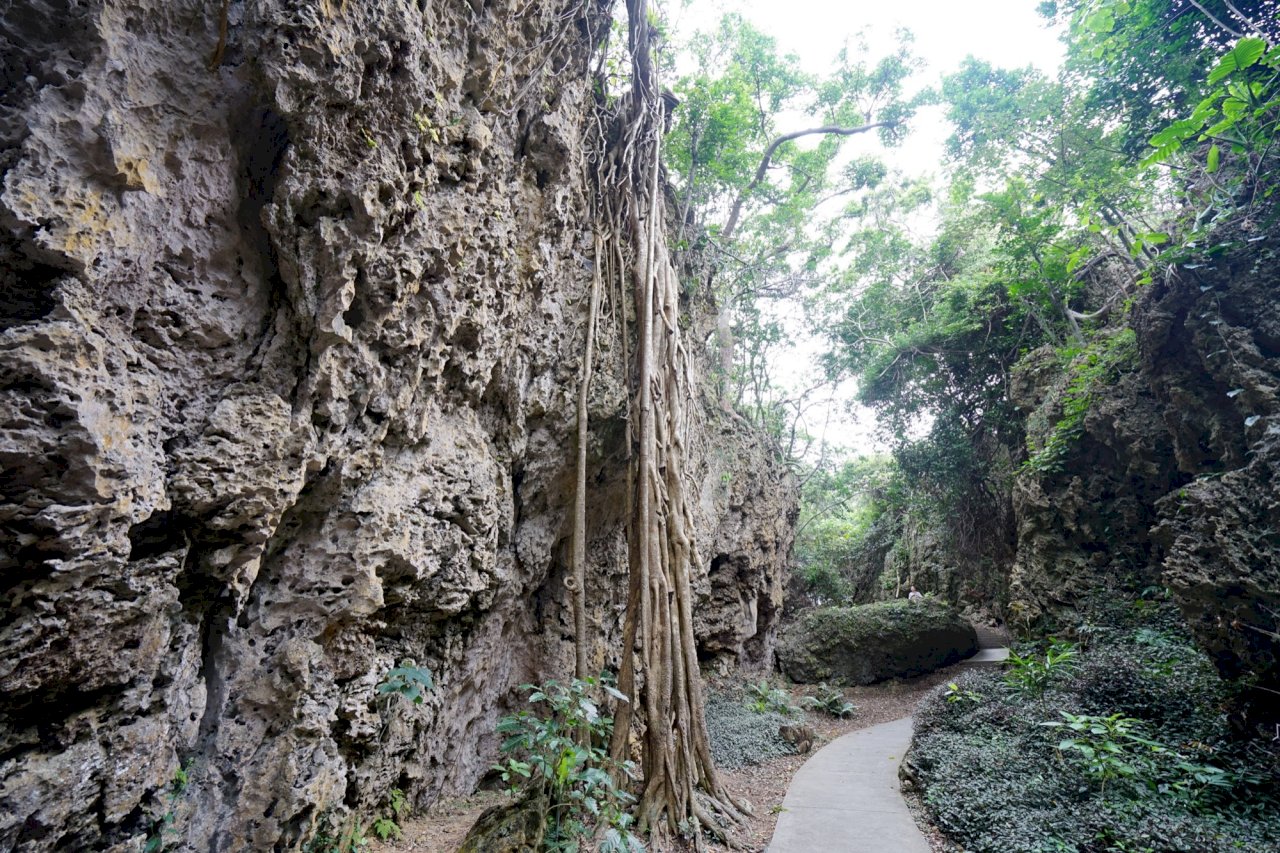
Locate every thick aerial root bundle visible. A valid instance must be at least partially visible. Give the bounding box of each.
[578,1,751,845]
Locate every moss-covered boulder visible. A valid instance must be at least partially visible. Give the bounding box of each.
[458,790,548,853]
[778,599,977,685]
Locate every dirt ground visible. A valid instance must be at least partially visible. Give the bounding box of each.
[395,666,964,852]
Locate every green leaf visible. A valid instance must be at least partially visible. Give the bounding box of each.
[1204,115,1241,138]
[580,767,610,787]
[1085,8,1115,33]
[1221,97,1248,120]
[1139,142,1181,168]
[1149,118,1202,147]
[1208,37,1267,86]
[1207,143,1221,172]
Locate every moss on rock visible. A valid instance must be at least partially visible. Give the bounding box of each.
[778,599,977,685]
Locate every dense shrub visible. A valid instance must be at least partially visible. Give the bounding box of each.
[704,692,798,770]
[907,622,1280,852]
[1062,635,1226,746]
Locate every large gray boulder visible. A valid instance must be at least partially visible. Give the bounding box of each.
[778,600,977,685]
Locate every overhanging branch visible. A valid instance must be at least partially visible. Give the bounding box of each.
[720,122,897,242]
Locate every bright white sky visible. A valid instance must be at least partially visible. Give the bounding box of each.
[667,0,1066,459]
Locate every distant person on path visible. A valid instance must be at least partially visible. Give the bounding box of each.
[908,585,924,603]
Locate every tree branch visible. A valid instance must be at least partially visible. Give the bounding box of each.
[720,122,896,242]
[1220,0,1260,32]
[1066,292,1124,324]
[1187,0,1243,37]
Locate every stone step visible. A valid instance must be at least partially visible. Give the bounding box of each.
[962,647,1010,665]
[973,623,1011,649]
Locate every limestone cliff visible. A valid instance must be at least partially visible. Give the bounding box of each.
[1138,233,1280,718]
[1007,232,1280,718]
[0,1,796,849]
[1007,336,1178,625]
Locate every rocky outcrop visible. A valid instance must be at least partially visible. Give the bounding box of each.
[1137,233,1280,713]
[458,790,547,853]
[0,1,795,850]
[693,415,797,670]
[1007,336,1182,627]
[1005,232,1280,714]
[777,600,977,685]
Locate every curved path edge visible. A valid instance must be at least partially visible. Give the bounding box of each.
[766,716,929,853]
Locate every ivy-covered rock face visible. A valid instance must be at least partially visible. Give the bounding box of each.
[777,599,977,685]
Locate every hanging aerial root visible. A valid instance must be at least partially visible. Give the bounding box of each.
[587,0,749,844]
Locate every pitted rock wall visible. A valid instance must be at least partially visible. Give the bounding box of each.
[1006,236,1280,716]
[1137,234,1280,715]
[0,1,796,849]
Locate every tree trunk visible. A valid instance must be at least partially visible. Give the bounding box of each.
[592,1,751,843]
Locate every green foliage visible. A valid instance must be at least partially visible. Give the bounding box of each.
[493,676,643,852]
[1039,0,1268,157]
[388,787,407,820]
[704,692,801,770]
[1142,35,1279,170]
[910,610,1280,852]
[792,455,898,607]
[666,13,922,430]
[1004,639,1079,697]
[745,680,801,716]
[669,14,918,236]
[943,681,983,705]
[376,660,434,705]
[1043,711,1163,789]
[370,788,408,843]
[305,814,370,853]
[144,761,194,853]
[370,817,400,842]
[307,789,410,853]
[817,5,1280,608]
[820,191,1032,580]
[1042,711,1241,803]
[1023,329,1138,475]
[799,683,857,717]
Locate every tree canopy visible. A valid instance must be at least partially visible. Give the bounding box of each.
[664,0,1280,610]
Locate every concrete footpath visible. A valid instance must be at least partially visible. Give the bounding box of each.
[767,716,929,853]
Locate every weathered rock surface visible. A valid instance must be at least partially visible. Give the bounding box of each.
[1006,233,1280,714]
[777,600,977,685]
[457,790,547,853]
[1008,337,1181,626]
[0,1,796,850]
[1137,235,1280,711]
